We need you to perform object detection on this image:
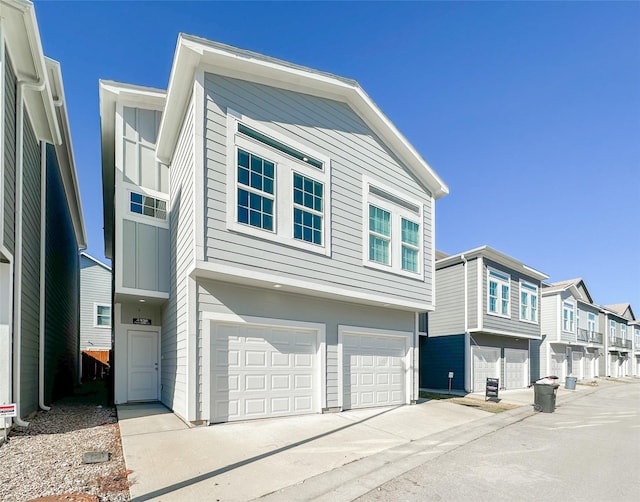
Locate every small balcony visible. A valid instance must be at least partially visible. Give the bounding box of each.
[608,336,632,350]
[578,328,602,345]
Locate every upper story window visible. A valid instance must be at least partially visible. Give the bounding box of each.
[620,324,627,340]
[519,281,538,323]
[562,301,575,332]
[609,319,616,337]
[95,304,111,328]
[226,111,331,256]
[587,312,596,333]
[362,176,423,279]
[130,192,167,220]
[488,268,510,317]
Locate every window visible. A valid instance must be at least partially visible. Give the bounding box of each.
[363,177,423,278]
[95,304,111,328]
[621,324,627,340]
[130,192,167,220]
[519,281,539,323]
[488,268,510,317]
[587,312,596,333]
[609,319,616,337]
[562,301,575,332]
[227,112,330,255]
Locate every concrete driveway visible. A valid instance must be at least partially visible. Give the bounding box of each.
[117,384,588,501]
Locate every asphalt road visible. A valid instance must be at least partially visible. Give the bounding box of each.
[358,381,640,502]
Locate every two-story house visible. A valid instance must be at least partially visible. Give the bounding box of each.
[420,246,548,392]
[1,0,86,426]
[100,35,449,425]
[601,303,634,377]
[79,253,112,380]
[632,318,640,377]
[539,279,604,381]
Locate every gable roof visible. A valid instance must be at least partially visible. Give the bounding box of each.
[542,278,594,304]
[603,303,635,321]
[156,34,449,200]
[435,245,548,281]
[80,252,112,272]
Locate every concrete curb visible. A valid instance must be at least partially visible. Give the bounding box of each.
[258,385,602,501]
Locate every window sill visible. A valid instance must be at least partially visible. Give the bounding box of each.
[487,311,511,320]
[227,221,331,257]
[363,261,424,281]
[519,318,539,325]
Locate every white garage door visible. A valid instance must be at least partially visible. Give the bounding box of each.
[343,333,406,410]
[504,349,528,389]
[472,347,500,392]
[211,323,319,423]
[571,350,583,379]
[550,349,565,379]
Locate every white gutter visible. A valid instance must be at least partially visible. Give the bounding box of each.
[38,142,50,411]
[13,76,47,427]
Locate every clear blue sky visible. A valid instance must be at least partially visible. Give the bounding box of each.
[33,1,639,309]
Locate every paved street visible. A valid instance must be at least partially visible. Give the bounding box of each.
[358,380,640,502]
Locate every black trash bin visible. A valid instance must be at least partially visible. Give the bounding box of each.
[534,383,558,413]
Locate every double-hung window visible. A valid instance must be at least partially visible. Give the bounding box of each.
[587,312,596,334]
[487,268,510,317]
[562,301,575,332]
[609,320,616,338]
[95,304,111,328]
[363,177,423,278]
[621,324,627,340]
[519,281,539,323]
[227,111,331,255]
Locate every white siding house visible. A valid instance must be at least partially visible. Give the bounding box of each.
[100,35,448,424]
[79,253,111,379]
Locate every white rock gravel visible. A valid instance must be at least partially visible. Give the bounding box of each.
[0,405,129,501]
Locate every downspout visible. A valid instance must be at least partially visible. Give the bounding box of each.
[13,76,47,427]
[38,142,50,411]
[461,254,470,392]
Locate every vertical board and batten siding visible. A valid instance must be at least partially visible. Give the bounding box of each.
[203,73,433,306]
[428,263,465,336]
[419,334,465,390]
[161,97,195,416]
[80,255,111,350]
[3,50,16,254]
[19,112,41,416]
[197,279,414,410]
[559,290,577,343]
[121,220,169,293]
[44,144,79,403]
[481,259,541,338]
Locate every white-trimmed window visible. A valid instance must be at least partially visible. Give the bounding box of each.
[609,319,616,337]
[362,176,423,278]
[587,312,596,333]
[621,324,627,340]
[487,268,510,317]
[226,111,331,256]
[519,281,538,323]
[95,304,111,328]
[129,191,167,220]
[562,301,575,332]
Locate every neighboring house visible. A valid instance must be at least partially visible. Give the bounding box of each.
[601,303,634,377]
[0,0,86,424]
[420,246,548,393]
[631,318,640,377]
[100,35,449,425]
[79,253,112,379]
[538,279,604,381]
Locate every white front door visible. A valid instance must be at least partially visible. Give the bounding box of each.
[128,330,159,401]
[504,349,528,389]
[472,347,500,392]
[342,333,407,410]
[211,322,319,423]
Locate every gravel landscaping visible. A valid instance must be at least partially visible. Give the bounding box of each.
[0,384,130,502]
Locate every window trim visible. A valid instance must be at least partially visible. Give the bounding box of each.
[361,175,424,280]
[519,280,539,324]
[609,319,616,337]
[128,190,168,221]
[94,303,112,329]
[486,267,511,318]
[620,324,627,340]
[562,300,576,333]
[587,312,597,333]
[225,110,331,256]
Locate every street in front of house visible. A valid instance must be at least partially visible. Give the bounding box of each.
[358,380,640,502]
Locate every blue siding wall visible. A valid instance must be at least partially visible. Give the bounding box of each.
[44,144,80,403]
[420,334,465,390]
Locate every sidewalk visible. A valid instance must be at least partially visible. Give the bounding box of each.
[117,381,600,501]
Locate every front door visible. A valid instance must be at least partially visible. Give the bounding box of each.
[128,330,159,401]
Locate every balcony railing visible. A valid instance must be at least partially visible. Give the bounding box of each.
[609,336,632,349]
[578,329,602,344]
[622,339,632,349]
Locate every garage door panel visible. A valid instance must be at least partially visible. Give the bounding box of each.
[211,323,319,422]
[343,333,407,410]
[473,347,500,392]
[504,349,528,389]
